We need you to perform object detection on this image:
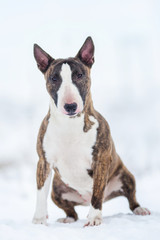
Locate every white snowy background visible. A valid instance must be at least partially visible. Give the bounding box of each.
[0,0,160,239]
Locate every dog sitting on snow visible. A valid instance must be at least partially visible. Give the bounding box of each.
[32,37,150,226]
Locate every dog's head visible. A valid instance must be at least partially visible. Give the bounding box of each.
[33,37,94,116]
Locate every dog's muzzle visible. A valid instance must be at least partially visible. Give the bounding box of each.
[64,103,77,116]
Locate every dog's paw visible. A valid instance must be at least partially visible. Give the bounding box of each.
[32,215,48,225]
[57,217,76,224]
[84,205,102,227]
[133,207,151,216]
[84,216,102,227]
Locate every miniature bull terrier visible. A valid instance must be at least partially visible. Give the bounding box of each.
[32,37,150,226]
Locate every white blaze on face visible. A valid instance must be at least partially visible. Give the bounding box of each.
[57,63,83,115]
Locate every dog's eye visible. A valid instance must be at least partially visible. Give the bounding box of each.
[50,75,58,82]
[77,73,83,79]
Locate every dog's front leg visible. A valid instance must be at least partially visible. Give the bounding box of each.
[85,154,109,227]
[32,159,52,225]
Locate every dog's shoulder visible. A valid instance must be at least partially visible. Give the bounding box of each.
[92,109,112,149]
[36,110,50,159]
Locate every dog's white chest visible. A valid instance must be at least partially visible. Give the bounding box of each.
[43,113,98,195]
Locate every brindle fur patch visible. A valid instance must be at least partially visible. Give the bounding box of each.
[36,111,51,189]
[87,169,93,178]
[103,161,140,211]
[36,159,50,190]
[51,173,78,221]
[37,111,50,159]
[120,167,140,211]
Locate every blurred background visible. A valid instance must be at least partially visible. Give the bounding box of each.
[1,0,160,174]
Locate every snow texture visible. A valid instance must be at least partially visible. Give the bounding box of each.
[0,166,160,240]
[0,0,160,239]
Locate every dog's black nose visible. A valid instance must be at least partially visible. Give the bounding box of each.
[64,103,77,115]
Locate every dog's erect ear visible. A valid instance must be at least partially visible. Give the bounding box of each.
[76,37,95,68]
[33,44,54,73]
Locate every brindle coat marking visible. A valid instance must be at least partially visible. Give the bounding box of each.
[36,111,50,189]
[51,173,79,221]
[33,37,150,226]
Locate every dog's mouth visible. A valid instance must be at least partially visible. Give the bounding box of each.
[67,112,77,116]
[68,112,82,117]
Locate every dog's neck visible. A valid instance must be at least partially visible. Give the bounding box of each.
[83,92,95,116]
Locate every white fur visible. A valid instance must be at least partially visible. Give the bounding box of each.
[32,171,52,225]
[86,205,102,226]
[133,207,151,215]
[62,192,84,204]
[104,175,123,200]
[61,174,122,206]
[57,64,83,115]
[57,217,76,223]
[62,191,91,206]
[43,102,99,196]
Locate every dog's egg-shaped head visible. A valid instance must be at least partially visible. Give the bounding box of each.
[33,37,94,117]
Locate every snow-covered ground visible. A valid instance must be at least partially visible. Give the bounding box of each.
[0,0,160,239]
[0,165,160,240]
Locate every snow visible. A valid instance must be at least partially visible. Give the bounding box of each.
[0,0,160,239]
[0,166,160,240]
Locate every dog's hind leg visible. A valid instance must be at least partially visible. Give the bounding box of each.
[120,165,151,215]
[104,159,151,216]
[51,173,78,223]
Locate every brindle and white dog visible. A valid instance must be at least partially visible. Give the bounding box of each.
[32,37,150,226]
